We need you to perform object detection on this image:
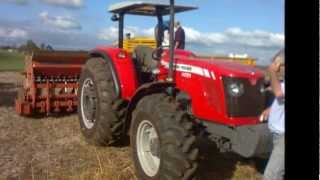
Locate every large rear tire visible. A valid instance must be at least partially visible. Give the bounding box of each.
[131,94,199,180]
[78,57,126,146]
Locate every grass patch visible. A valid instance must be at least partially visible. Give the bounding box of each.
[0,49,24,72]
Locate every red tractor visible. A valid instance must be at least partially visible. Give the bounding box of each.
[78,1,272,179]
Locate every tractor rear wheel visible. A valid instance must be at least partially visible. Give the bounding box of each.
[78,57,126,146]
[131,94,199,180]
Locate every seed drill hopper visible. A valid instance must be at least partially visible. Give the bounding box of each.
[15,51,89,116]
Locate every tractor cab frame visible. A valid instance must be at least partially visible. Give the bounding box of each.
[108,0,197,49]
[108,1,197,83]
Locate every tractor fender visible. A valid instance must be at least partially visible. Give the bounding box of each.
[89,50,121,98]
[89,47,139,100]
[124,81,175,134]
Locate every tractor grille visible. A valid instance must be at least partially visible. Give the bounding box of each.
[222,76,266,117]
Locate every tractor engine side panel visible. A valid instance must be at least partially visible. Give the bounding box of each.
[173,68,228,124]
[169,65,261,126]
[159,50,265,126]
[158,60,227,124]
[93,47,139,100]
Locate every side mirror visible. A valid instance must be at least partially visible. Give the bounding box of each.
[111,14,119,21]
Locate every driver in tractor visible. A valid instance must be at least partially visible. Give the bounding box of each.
[155,20,170,47]
[132,19,170,84]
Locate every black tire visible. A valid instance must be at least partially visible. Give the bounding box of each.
[131,93,199,180]
[78,57,126,146]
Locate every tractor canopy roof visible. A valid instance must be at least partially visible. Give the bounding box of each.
[108,0,197,16]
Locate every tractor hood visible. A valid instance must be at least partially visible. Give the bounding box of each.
[199,59,264,78]
[161,49,264,79]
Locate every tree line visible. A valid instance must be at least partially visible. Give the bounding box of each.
[0,40,54,53]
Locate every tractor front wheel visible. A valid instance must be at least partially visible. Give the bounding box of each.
[78,57,126,146]
[131,94,199,180]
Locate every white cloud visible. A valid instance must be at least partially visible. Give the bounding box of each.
[97,26,153,41]
[183,27,202,42]
[184,27,284,47]
[39,11,81,30]
[39,0,83,8]
[142,27,154,37]
[223,27,284,47]
[0,27,28,38]
[97,25,284,48]
[97,26,119,41]
[183,27,228,45]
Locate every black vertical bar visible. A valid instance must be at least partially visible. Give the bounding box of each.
[156,14,163,48]
[168,0,175,82]
[155,7,164,48]
[119,13,124,49]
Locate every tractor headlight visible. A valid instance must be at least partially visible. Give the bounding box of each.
[227,82,244,97]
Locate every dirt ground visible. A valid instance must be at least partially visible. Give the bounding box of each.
[0,72,266,180]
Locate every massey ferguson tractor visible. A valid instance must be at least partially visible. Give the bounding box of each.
[78,1,272,179]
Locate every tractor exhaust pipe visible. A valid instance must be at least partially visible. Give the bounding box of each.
[168,0,175,82]
[167,0,175,94]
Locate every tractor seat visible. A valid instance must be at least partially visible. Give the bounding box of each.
[132,45,158,72]
[132,45,158,83]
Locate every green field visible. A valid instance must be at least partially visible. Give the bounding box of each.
[0,49,24,71]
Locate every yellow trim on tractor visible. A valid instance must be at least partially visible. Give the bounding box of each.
[123,37,157,53]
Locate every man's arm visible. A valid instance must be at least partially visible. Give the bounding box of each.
[269,71,284,98]
[268,62,284,98]
[268,61,285,106]
[175,41,180,49]
[260,108,271,122]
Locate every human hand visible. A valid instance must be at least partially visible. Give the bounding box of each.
[268,61,281,74]
[259,108,270,122]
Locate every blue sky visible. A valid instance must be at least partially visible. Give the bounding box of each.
[0,0,284,65]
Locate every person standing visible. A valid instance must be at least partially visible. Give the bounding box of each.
[260,49,285,180]
[174,21,185,49]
